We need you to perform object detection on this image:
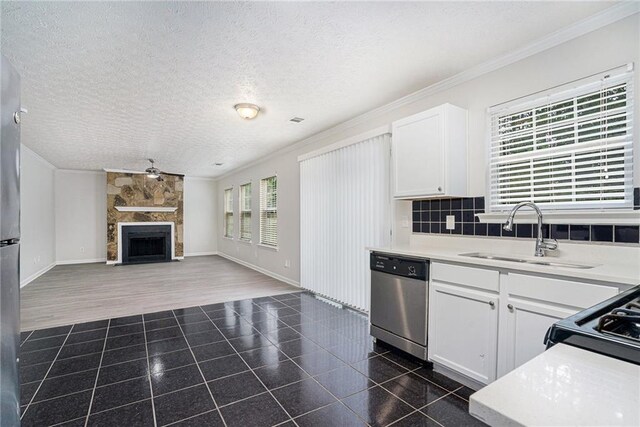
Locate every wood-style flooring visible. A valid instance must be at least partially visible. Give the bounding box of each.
[20,255,299,331]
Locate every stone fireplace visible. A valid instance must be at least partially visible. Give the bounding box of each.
[106,171,184,264]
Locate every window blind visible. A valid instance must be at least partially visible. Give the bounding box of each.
[488,66,634,212]
[260,176,277,247]
[239,183,252,241]
[223,188,233,238]
[300,134,391,311]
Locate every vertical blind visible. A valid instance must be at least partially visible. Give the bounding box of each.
[260,176,278,247]
[488,66,634,211]
[239,183,252,241]
[300,134,390,311]
[223,188,233,238]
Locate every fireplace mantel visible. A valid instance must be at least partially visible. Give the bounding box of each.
[114,206,178,213]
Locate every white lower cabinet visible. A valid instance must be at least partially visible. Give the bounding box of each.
[428,262,619,385]
[500,297,575,375]
[498,272,618,376]
[428,281,499,384]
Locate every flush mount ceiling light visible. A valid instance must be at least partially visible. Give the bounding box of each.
[234,103,260,120]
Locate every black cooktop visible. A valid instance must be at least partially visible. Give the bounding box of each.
[545,285,640,365]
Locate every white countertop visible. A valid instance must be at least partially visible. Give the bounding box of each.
[367,245,640,287]
[469,343,640,426]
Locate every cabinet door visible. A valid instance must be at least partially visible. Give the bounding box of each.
[502,298,576,374]
[428,281,498,384]
[392,108,444,198]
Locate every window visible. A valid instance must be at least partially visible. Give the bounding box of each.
[239,183,252,241]
[223,188,233,238]
[488,66,633,212]
[260,176,278,247]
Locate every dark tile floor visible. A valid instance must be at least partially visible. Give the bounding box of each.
[19,291,485,427]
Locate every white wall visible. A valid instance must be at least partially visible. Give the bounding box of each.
[20,145,56,286]
[184,177,218,256]
[54,170,107,264]
[216,15,640,284]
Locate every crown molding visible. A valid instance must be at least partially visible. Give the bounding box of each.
[184,176,217,182]
[103,168,145,174]
[57,168,104,175]
[216,2,640,181]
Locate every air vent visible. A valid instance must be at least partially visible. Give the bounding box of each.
[289,117,304,123]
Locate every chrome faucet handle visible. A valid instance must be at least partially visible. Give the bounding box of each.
[540,239,558,251]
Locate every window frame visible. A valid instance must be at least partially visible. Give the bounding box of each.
[223,187,234,239]
[259,175,278,248]
[486,64,634,213]
[239,182,252,242]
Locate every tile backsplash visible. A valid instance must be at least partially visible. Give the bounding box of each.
[411,188,640,245]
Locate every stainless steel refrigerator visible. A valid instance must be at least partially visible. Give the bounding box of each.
[0,54,21,426]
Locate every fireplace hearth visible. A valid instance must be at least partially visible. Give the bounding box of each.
[122,225,172,264]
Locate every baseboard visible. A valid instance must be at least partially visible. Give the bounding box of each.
[184,251,218,257]
[56,258,106,265]
[20,262,56,288]
[217,252,300,287]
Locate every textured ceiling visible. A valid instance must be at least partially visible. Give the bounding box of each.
[1,1,611,177]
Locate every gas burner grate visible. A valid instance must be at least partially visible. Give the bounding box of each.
[596,297,640,342]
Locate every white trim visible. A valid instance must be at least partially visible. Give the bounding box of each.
[257,243,278,252]
[20,262,56,288]
[113,222,177,264]
[184,251,218,257]
[56,258,106,265]
[297,125,392,162]
[184,176,217,182]
[217,2,639,180]
[114,206,178,213]
[56,169,104,175]
[477,210,640,225]
[103,168,145,174]
[217,252,299,287]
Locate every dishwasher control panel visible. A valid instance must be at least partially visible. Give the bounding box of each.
[370,253,428,281]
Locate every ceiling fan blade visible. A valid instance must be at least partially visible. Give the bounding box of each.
[159,171,184,177]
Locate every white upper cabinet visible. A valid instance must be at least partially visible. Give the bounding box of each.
[392,104,467,199]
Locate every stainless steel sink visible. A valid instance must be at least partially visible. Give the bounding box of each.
[459,252,596,269]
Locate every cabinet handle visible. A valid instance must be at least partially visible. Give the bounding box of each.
[489,301,495,308]
[437,186,442,192]
[507,304,514,311]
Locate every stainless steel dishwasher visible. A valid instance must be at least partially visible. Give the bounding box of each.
[370,252,429,360]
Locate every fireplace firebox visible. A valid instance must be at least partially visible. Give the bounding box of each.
[122,225,172,264]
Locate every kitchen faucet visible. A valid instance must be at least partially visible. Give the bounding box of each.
[503,202,558,257]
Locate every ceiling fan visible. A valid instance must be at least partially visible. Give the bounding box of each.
[144,159,182,182]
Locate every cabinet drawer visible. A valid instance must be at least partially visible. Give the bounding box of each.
[432,262,499,292]
[507,273,618,309]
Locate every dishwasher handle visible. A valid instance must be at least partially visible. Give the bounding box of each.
[370,253,428,281]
